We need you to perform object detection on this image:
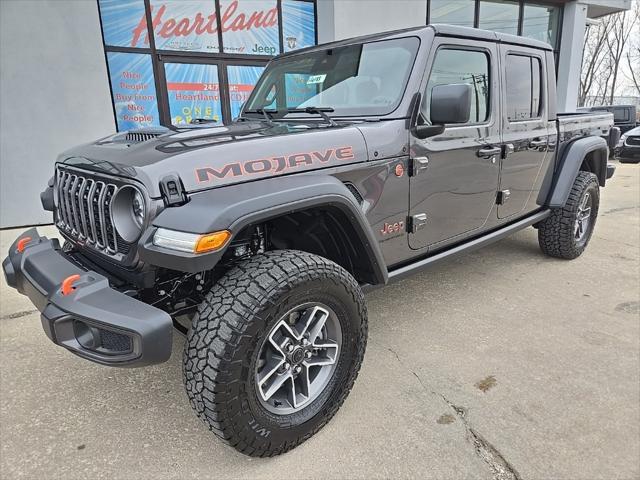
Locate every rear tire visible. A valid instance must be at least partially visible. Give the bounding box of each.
[183,250,367,457]
[538,171,599,259]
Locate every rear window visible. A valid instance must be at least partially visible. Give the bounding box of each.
[505,54,542,121]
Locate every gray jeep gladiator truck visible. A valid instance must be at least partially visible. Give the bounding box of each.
[3,25,617,456]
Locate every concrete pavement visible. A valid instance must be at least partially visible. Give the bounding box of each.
[1,163,638,479]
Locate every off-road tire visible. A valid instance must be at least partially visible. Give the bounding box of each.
[183,250,367,457]
[538,171,600,259]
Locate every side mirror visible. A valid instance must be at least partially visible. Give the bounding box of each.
[430,83,472,125]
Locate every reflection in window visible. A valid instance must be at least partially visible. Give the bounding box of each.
[423,49,490,124]
[246,37,420,117]
[505,55,542,121]
[479,0,519,35]
[227,65,266,119]
[164,63,222,125]
[522,4,560,48]
[429,0,475,27]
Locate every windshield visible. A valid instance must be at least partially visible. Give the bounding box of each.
[243,37,420,118]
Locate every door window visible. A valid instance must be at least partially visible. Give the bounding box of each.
[505,54,542,121]
[423,48,490,124]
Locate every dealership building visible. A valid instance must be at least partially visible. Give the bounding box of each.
[0,0,631,228]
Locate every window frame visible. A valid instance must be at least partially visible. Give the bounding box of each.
[421,44,494,128]
[503,50,546,124]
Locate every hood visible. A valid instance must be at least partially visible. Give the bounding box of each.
[58,121,369,198]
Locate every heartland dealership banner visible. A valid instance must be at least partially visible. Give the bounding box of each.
[98,0,316,130]
[99,0,315,53]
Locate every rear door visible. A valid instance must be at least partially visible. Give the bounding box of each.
[498,46,553,218]
[409,39,501,250]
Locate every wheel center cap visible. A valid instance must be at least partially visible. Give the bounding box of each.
[291,347,305,364]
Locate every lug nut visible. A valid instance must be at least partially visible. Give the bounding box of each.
[302,338,310,346]
[286,344,294,353]
[294,365,302,374]
[283,362,290,370]
[305,351,312,359]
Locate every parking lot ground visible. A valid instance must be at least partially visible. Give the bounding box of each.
[1,162,639,480]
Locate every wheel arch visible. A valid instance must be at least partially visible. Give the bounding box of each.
[139,174,388,285]
[547,136,608,208]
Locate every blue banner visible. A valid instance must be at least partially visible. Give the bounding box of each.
[282,0,316,52]
[149,1,220,52]
[98,0,147,48]
[227,65,266,119]
[220,0,279,55]
[106,52,159,131]
[165,63,222,125]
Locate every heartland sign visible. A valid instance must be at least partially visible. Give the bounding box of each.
[130,0,278,51]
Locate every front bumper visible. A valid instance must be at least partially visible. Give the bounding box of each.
[617,145,640,160]
[2,228,172,367]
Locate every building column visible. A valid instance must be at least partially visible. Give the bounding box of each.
[556,1,588,112]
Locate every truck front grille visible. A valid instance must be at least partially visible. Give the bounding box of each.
[626,136,640,146]
[55,166,129,256]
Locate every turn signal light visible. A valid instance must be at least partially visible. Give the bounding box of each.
[16,236,32,253]
[195,230,231,253]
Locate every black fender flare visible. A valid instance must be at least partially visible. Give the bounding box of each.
[547,136,608,208]
[138,174,388,284]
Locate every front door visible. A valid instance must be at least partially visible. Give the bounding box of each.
[497,46,552,218]
[409,40,500,250]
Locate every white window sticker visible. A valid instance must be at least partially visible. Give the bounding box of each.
[306,74,326,85]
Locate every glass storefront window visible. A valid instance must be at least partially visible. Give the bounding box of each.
[149,1,220,52]
[227,65,266,119]
[98,0,147,48]
[522,3,560,48]
[282,0,316,52]
[164,63,222,125]
[429,0,475,28]
[219,0,279,55]
[106,52,160,130]
[479,0,520,35]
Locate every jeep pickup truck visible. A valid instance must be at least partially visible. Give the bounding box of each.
[3,25,617,456]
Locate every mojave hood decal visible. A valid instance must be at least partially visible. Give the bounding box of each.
[195,146,355,184]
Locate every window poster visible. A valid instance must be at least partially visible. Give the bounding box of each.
[282,0,316,52]
[219,0,279,55]
[98,0,147,48]
[164,63,222,125]
[227,65,266,119]
[106,52,159,131]
[149,1,220,52]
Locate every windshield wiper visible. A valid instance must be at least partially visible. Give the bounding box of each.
[242,108,277,125]
[286,107,338,127]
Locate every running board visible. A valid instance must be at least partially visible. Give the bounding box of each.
[367,209,550,291]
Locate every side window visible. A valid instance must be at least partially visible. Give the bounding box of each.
[505,54,542,121]
[423,48,490,124]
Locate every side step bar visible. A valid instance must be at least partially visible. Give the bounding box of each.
[366,209,550,291]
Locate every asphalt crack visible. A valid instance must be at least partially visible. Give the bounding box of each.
[388,347,522,480]
[0,309,37,320]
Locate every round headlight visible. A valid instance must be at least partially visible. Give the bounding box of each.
[112,186,146,243]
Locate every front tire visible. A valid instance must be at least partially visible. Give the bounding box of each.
[538,171,600,259]
[183,250,367,456]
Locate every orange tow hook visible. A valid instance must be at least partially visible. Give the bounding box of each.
[61,274,81,296]
[16,236,32,253]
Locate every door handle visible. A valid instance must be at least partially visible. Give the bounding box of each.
[529,139,547,149]
[477,146,501,158]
